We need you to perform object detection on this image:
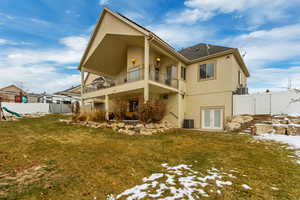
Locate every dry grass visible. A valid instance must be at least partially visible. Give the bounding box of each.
[0,115,300,199]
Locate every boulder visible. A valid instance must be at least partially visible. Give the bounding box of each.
[295,127,300,136]
[117,122,125,128]
[273,125,287,135]
[232,116,253,124]
[145,123,155,129]
[287,125,297,135]
[271,118,281,125]
[290,118,300,124]
[125,125,134,130]
[255,124,274,134]
[139,128,152,135]
[98,123,107,128]
[225,122,241,132]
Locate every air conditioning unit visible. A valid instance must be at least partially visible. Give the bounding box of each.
[183,119,194,129]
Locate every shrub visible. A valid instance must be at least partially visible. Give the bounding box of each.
[112,99,128,121]
[138,97,166,123]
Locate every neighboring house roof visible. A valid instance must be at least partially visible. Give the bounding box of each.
[79,8,250,77]
[55,85,81,96]
[0,85,26,95]
[178,43,233,60]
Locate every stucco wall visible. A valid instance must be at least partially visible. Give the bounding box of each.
[185,91,232,129]
[230,55,247,89]
[84,11,143,64]
[184,55,237,129]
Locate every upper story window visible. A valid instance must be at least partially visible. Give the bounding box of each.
[181,66,186,81]
[199,62,215,80]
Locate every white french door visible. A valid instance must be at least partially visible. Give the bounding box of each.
[201,108,223,130]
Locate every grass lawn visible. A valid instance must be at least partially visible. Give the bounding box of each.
[0,115,300,200]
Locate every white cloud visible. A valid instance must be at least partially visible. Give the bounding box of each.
[99,0,109,6]
[30,18,50,25]
[5,36,88,66]
[0,38,32,46]
[227,24,300,68]
[0,36,87,93]
[0,38,8,44]
[149,24,215,48]
[166,0,297,27]
[220,24,300,91]
[65,66,78,70]
[248,66,300,92]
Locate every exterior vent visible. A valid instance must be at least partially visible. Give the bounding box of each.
[183,119,194,129]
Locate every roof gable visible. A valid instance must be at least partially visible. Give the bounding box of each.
[0,85,25,93]
[79,8,147,68]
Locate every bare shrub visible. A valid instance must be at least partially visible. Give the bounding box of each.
[72,110,106,122]
[138,97,166,123]
[113,99,128,121]
[151,99,167,123]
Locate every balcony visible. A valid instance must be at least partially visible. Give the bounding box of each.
[83,65,179,95]
[149,69,178,89]
[83,67,144,94]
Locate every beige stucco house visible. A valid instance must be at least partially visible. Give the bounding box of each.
[78,8,250,130]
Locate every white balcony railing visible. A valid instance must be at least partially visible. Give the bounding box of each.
[83,66,179,94]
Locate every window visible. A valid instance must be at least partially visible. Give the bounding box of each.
[181,66,186,80]
[129,100,138,112]
[199,63,215,80]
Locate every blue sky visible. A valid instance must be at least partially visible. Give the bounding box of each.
[0,0,300,93]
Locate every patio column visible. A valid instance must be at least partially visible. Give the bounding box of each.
[144,36,150,102]
[177,62,183,128]
[105,95,109,121]
[81,71,84,105]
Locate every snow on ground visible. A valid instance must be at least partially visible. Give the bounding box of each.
[256,134,300,164]
[108,163,251,200]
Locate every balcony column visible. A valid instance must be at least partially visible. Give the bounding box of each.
[105,94,109,121]
[144,36,150,102]
[80,71,85,105]
[177,62,183,128]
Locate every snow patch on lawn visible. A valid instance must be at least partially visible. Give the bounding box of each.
[256,134,300,164]
[109,163,251,200]
[241,184,252,190]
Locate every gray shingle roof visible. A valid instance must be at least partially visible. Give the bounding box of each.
[116,10,233,61]
[178,43,233,60]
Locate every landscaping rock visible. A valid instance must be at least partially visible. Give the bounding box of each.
[225,122,241,132]
[273,125,287,135]
[287,125,297,135]
[295,127,300,136]
[117,122,125,128]
[255,124,274,134]
[290,118,300,124]
[136,124,144,128]
[232,115,253,124]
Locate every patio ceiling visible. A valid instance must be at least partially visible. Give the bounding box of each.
[82,34,144,77]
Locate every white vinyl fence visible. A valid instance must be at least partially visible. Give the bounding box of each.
[1,103,72,115]
[233,90,300,116]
